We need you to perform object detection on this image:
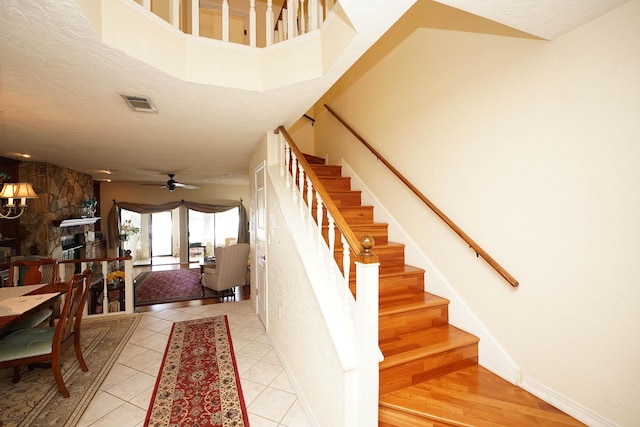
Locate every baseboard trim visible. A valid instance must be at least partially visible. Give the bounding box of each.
[520,376,618,427]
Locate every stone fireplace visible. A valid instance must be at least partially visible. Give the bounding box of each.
[17,162,98,262]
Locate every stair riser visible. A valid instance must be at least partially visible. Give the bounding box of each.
[313,206,374,225]
[379,272,424,296]
[310,165,342,177]
[379,344,478,395]
[379,306,449,340]
[303,191,363,209]
[317,177,352,191]
[350,271,425,298]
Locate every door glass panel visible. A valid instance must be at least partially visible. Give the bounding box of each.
[188,208,240,260]
[151,211,172,256]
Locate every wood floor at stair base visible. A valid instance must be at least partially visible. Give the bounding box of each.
[379,406,455,427]
[379,344,478,395]
[379,366,586,427]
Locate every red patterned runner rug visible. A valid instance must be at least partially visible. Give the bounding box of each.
[144,316,249,427]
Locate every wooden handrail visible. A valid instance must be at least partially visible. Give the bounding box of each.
[275,126,377,264]
[324,104,518,287]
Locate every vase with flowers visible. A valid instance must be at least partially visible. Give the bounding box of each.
[119,219,141,241]
[80,197,97,218]
[107,270,125,284]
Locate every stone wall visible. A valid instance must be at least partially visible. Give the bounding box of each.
[18,162,95,258]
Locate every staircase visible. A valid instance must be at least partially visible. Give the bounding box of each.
[304,154,585,427]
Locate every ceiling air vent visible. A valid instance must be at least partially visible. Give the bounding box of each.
[120,94,158,113]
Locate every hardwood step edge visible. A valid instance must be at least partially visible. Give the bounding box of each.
[379,265,425,278]
[380,327,479,370]
[379,293,449,317]
[379,401,469,427]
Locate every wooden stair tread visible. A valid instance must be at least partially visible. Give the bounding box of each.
[379,292,449,316]
[379,264,425,278]
[380,325,479,369]
[379,366,586,427]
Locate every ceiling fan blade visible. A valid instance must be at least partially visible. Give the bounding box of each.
[173,182,199,189]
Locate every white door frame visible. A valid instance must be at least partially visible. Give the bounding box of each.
[254,162,267,327]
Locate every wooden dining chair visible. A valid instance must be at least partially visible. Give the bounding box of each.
[0,269,91,397]
[3,258,59,330]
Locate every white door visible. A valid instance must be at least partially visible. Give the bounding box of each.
[255,162,267,325]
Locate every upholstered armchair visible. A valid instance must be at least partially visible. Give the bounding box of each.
[201,243,249,300]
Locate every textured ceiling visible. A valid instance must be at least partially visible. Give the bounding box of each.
[0,0,628,186]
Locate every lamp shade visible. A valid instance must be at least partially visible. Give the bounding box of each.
[0,183,16,199]
[0,183,38,199]
[13,183,38,199]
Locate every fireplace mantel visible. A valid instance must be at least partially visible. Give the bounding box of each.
[54,217,101,227]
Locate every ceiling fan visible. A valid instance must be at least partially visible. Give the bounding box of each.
[143,174,199,191]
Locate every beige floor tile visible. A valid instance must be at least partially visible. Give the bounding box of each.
[281,400,313,427]
[248,387,297,423]
[120,348,164,372]
[247,413,280,426]
[88,401,147,427]
[103,370,157,401]
[241,360,284,386]
[76,391,126,427]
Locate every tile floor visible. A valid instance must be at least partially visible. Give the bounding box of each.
[77,300,313,427]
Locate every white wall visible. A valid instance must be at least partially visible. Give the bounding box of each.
[312,1,640,425]
[248,134,350,426]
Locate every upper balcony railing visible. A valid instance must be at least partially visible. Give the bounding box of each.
[134,0,336,48]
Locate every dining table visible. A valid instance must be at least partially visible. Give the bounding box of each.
[0,282,67,330]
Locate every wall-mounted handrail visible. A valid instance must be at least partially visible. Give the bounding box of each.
[324,104,519,287]
[275,125,377,265]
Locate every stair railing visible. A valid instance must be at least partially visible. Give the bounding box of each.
[273,126,381,426]
[136,0,331,48]
[324,104,519,287]
[275,126,378,269]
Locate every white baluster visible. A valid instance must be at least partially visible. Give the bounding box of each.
[284,145,291,188]
[276,20,282,43]
[250,0,257,47]
[299,0,306,34]
[142,0,151,11]
[341,234,351,291]
[306,176,313,235]
[316,191,324,253]
[291,154,298,204]
[327,213,335,275]
[266,0,273,46]
[318,0,325,27]
[170,0,179,29]
[279,133,285,177]
[298,163,305,217]
[191,0,200,36]
[282,8,288,40]
[222,0,229,42]
[309,0,318,31]
[124,258,134,313]
[290,0,298,37]
[101,260,109,314]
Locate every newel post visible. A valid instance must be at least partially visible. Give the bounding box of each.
[354,236,379,426]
